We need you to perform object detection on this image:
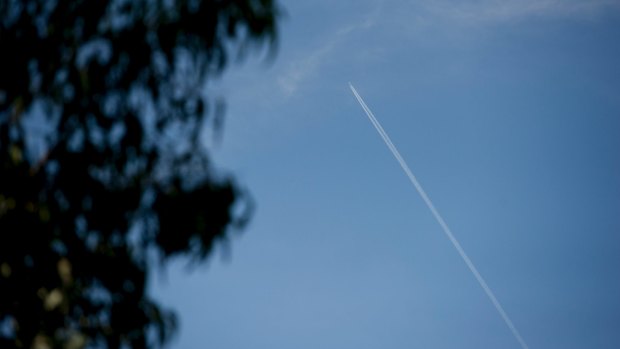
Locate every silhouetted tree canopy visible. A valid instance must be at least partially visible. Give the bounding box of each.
[0,0,279,348]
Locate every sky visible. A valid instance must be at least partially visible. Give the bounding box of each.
[150,1,620,348]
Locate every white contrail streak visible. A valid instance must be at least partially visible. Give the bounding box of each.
[349,83,529,349]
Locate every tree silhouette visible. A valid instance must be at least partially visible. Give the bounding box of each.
[0,1,279,348]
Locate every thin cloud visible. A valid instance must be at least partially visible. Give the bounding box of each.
[277,10,378,96]
[276,35,340,97]
[424,0,620,23]
[277,0,619,97]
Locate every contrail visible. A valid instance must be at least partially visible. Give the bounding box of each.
[349,83,530,349]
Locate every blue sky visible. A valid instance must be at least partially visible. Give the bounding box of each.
[151,1,620,348]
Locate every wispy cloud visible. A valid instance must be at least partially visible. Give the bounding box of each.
[277,9,379,96]
[267,0,619,98]
[276,32,341,97]
[423,0,620,23]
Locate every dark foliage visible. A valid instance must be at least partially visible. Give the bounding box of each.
[0,0,278,348]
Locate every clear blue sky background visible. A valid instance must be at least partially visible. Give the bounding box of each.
[151,1,620,348]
